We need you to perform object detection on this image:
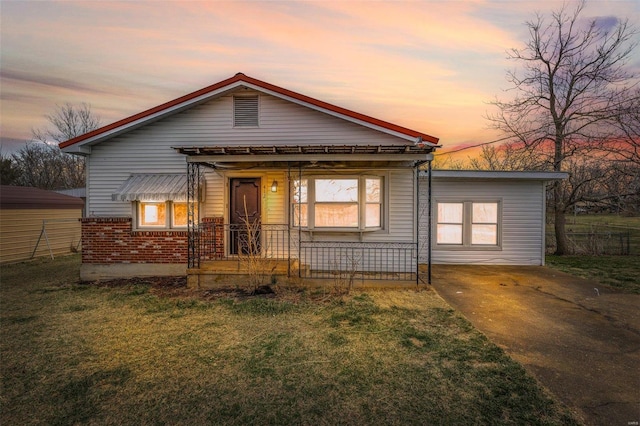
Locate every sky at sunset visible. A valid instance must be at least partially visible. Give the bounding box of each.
[1,0,639,159]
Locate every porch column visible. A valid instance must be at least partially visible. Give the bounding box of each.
[187,161,201,268]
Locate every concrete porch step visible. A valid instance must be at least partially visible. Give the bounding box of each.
[187,259,299,289]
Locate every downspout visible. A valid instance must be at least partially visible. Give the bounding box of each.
[415,164,419,285]
[427,158,432,285]
[287,162,292,277]
[298,162,302,279]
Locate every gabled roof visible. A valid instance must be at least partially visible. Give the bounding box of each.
[60,73,439,150]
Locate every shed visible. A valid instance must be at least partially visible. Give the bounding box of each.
[0,186,84,263]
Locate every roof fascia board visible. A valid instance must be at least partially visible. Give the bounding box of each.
[62,145,92,155]
[187,153,432,163]
[421,170,568,180]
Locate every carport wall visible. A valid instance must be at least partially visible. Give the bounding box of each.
[419,171,566,266]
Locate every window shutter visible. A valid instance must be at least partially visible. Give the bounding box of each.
[234,96,259,127]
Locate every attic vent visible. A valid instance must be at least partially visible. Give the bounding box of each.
[233,95,259,127]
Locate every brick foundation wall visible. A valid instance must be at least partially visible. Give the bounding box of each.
[81,217,189,264]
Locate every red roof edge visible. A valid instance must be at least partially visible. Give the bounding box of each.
[60,73,439,149]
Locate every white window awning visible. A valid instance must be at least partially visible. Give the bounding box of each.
[112,174,204,202]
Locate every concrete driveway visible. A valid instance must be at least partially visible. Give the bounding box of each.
[430,265,640,426]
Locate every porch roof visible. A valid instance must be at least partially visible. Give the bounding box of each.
[173,144,435,164]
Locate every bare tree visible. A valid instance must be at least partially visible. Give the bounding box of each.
[487,1,638,254]
[612,87,640,166]
[11,143,84,189]
[0,154,21,185]
[18,103,101,189]
[468,142,547,171]
[32,103,101,144]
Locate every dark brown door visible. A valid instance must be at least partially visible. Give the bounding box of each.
[229,178,261,255]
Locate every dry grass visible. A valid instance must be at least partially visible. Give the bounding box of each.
[1,255,579,425]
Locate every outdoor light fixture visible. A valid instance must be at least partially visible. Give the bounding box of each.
[271,180,278,192]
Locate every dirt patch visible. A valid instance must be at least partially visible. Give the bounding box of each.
[86,276,327,303]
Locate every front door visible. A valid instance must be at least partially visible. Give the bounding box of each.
[229,178,261,255]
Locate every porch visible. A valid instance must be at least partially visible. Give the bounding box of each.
[177,144,436,289]
[186,221,421,288]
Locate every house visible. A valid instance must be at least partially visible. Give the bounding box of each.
[60,73,565,286]
[0,186,83,263]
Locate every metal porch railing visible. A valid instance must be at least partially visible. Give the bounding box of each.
[196,222,291,264]
[191,222,419,282]
[298,241,418,282]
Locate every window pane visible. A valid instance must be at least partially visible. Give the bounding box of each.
[315,179,358,202]
[173,203,197,227]
[315,203,358,227]
[173,203,188,226]
[365,204,381,227]
[141,202,166,226]
[437,224,462,244]
[293,179,307,203]
[472,224,497,245]
[292,203,308,227]
[366,178,380,202]
[473,203,498,223]
[438,203,463,223]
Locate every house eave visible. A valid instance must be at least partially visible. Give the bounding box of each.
[175,144,435,164]
[186,153,431,163]
[422,170,568,181]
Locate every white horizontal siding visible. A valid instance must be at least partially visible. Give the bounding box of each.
[86,90,411,217]
[366,170,415,243]
[203,171,224,218]
[263,171,286,224]
[419,179,545,265]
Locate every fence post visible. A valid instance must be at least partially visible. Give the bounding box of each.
[626,231,631,255]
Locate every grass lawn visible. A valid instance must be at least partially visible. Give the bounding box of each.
[546,255,640,294]
[1,255,579,425]
[546,214,640,293]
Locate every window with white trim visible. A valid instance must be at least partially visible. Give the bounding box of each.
[136,201,197,229]
[436,201,500,247]
[292,176,383,230]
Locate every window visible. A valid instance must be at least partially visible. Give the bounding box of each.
[139,202,167,227]
[137,201,197,229]
[436,203,463,244]
[436,201,500,247]
[292,176,383,230]
[233,95,259,127]
[471,203,498,245]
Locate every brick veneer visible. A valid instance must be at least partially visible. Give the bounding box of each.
[81,217,190,264]
[201,216,225,260]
